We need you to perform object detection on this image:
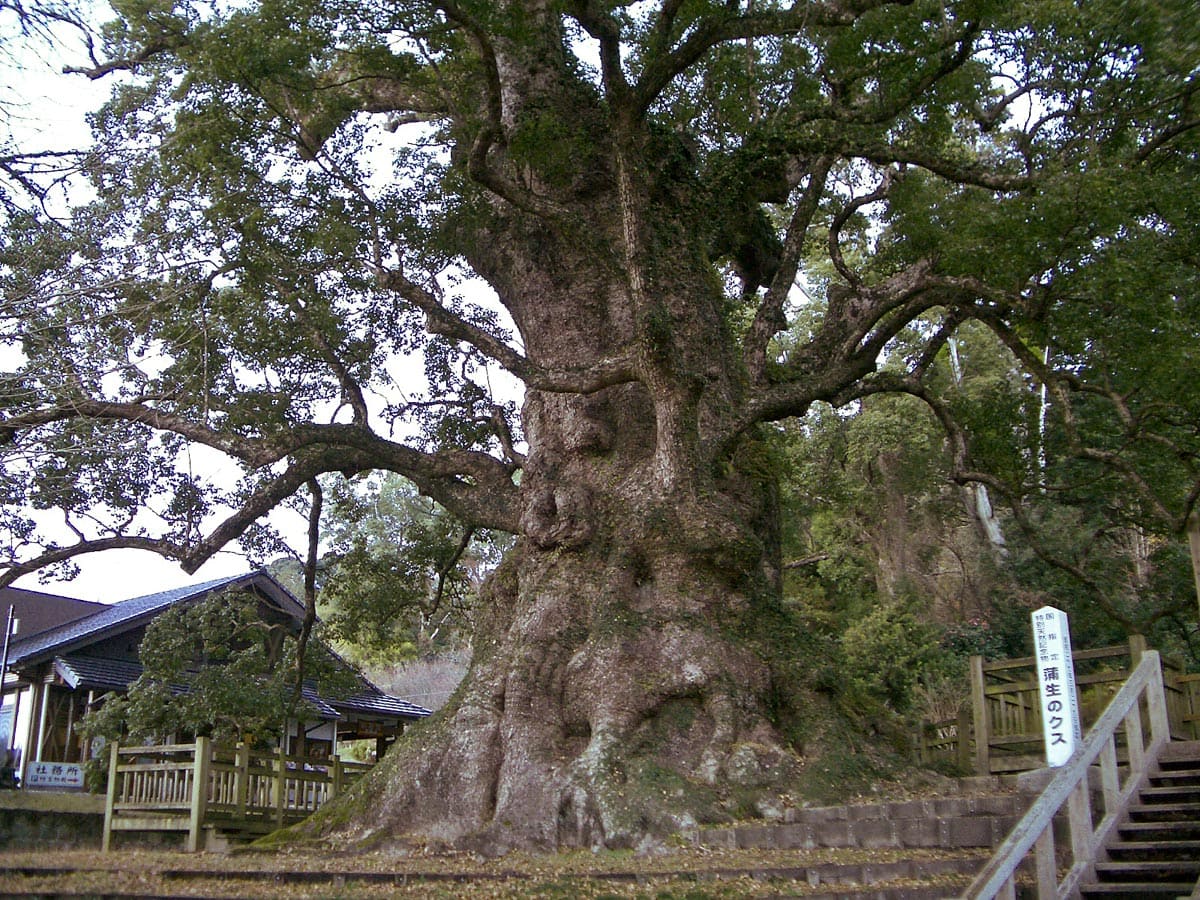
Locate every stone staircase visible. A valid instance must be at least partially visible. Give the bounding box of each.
[684,775,1037,898]
[1079,740,1200,900]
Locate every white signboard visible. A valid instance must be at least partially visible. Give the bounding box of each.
[25,761,85,790]
[1032,606,1083,767]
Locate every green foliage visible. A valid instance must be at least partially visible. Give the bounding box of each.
[318,473,508,666]
[838,596,943,717]
[79,590,356,748]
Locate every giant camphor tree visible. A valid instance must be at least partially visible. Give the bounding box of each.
[2,0,1198,852]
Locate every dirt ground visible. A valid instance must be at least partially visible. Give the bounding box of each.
[0,845,980,898]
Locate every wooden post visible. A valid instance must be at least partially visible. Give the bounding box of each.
[101,741,120,853]
[1067,779,1096,883]
[957,705,972,772]
[1034,826,1056,898]
[970,655,990,775]
[234,742,250,823]
[1188,511,1200,622]
[1145,651,1170,744]
[331,754,343,799]
[275,746,287,828]
[1125,703,1146,772]
[187,736,211,853]
[1099,737,1119,814]
[1128,634,1147,666]
[33,681,51,762]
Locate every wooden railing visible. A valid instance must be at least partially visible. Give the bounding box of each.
[962,650,1171,899]
[102,737,372,851]
[918,637,1200,775]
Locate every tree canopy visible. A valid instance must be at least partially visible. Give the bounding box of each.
[2,0,1198,852]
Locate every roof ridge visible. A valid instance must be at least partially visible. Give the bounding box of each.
[8,570,279,666]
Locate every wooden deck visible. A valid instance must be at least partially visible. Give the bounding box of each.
[102,737,372,851]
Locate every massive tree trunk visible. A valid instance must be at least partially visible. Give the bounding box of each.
[346,518,799,852]
[332,416,803,852]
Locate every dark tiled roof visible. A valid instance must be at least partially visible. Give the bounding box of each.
[329,687,431,719]
[7,570,431,724]
[7,571,301,667]
[53,653,429,722]
[54,655,144,692]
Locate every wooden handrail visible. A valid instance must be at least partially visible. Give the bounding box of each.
[102,739,372,851]
[961,650,1171,900]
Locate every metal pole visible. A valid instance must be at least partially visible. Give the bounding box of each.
[1,606,18,748]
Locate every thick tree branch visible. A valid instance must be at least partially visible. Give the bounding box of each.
[0,536,192,591]
[743,155,833,383]
[379,270,636,393]
[633,0,917,114]
[0,398,274,464]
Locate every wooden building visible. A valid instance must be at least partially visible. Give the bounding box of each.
[0,571,429,788]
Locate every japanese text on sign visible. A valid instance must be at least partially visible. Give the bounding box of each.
[1032,606,1082,767]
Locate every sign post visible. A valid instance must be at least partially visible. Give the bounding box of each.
[1031,606,1082,767]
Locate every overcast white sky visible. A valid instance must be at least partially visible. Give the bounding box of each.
[1,23,286,602]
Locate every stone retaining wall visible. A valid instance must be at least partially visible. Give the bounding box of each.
[690,790,1035,852]
[0,791,105,850]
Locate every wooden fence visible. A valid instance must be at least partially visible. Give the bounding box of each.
[102,737,372,851]
[962,650,1172,899]
[918,636,1200,775]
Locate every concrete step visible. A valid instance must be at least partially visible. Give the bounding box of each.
[1128,802,1200,822]
[1150,769,1200,789]
[1141,785,1200,804]
[1119,819,1200,841]
[772,886,975,900]
[1093,860,1200,882]
[0,853,991,899]
[1107,838,1200,861]
[692,791,1031,852]
[1078,883,1197,900]
[1159,740,1200,763]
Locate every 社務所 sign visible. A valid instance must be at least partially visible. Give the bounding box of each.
[25,761,85,790]
[1032,606,1082,767]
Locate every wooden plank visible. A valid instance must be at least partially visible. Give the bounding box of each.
[112,806,192,816]
[1067,779,1096,880]
[982,671,1134,697]
[102,742,120,853]
[982,644,1129,674]
[109,815,191,832]
[1033,826,1055,898]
